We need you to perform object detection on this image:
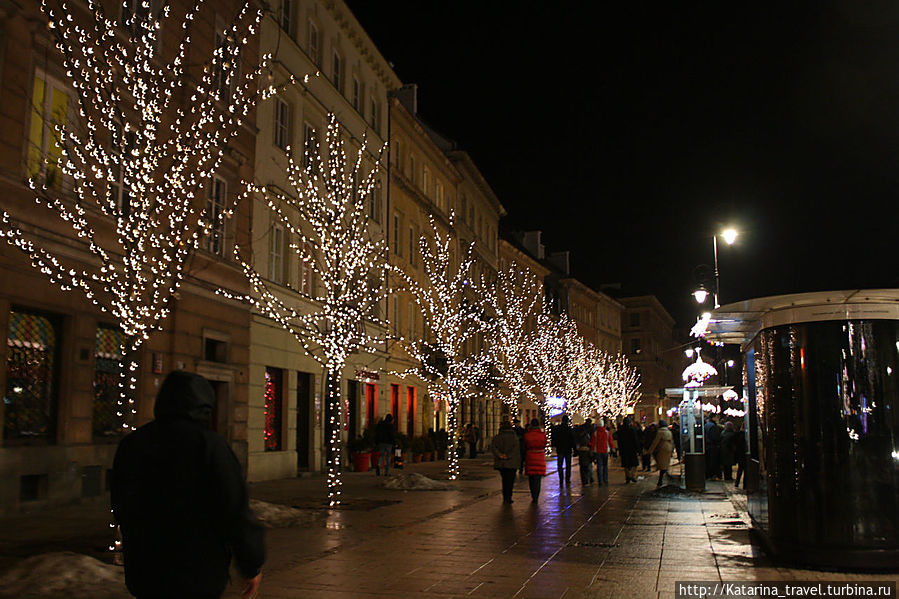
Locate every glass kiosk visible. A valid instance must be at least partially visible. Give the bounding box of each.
[666,384,733,492]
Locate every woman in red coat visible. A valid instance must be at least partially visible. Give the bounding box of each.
[523,419,548,503]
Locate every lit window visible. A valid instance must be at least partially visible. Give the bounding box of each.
[352,77,361,111]
[299,242,314,295]
[269,223,284,284]
[332,50,343,93]
[26,72,69,189]
[303,122,318,168]
[110,121,135,217]
[308,21,320,66]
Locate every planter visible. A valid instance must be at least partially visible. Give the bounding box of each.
[352,452,372,473]
[413,453,423,463]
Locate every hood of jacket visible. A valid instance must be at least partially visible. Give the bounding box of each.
[153,371,215,424]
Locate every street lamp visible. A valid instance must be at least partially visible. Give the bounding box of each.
[692,284,709,305]
[712,228,738,309]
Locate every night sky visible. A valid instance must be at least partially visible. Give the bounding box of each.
[346,2,899,327]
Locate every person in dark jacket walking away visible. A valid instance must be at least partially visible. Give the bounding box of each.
[111,371,264,599]
[551,414,575,486]
[616,417,640,483]
[491,420,522,503]
[513,418,526,476]
[374,414,397,476]
[641,423,657,472]
[523,419,547,502]
[719,421,737,481]
[704,415,722,479]
[576,419,595,486]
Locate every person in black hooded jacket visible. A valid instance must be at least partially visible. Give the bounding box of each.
[111,371,265,599]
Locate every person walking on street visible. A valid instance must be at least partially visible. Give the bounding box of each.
[720,421,737,481]
[591,419,611,485]
[491,420,522,503]
[641,422,657,472]
[523,418,547,502]
[374,414,397,476]
[466,423,479,458]
[648,419,674,487]
[704,415,723,479]
[551,414,575,486]
[513,417,526,476]
[111,371,265,599]
[617,417,640,483]
[671,416,682,462]
[576,419,595,486]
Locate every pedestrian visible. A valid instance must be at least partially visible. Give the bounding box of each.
[523,418,547,502]
[720,421,737,481]
[734,421,747,487]
[576,418,595,486]
[648,419,674,487]
[641,422,657,472]
[512,417,526,476]
[491,420,522,503]
[374,413,397,476]
[466,422,479,459]
[111,371,264,599]
[704,414,722,480]
[551,414,575,486]
[617,417,640,483]
[671,416,682,462]
[591,418,611,485]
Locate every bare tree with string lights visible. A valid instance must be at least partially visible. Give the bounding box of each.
[0,0,285,433]
[221,115,387,506]
[480,263,544,417]
[390,215,484,480]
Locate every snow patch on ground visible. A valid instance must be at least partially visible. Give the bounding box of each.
[0,552,128,599]
[250,499,324,527]
[383,473,453,491]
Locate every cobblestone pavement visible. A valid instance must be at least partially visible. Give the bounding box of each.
[1,456,897,599]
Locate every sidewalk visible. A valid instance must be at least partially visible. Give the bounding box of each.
[0,456,896,598]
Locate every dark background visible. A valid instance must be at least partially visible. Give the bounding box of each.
[346,1,899,326]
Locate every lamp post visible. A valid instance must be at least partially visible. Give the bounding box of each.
[694,228,737,309]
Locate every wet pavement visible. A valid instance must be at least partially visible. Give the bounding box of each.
[1,456,897,598]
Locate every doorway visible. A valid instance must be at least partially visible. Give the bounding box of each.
[365,383,377,431]
[296,371,312,471]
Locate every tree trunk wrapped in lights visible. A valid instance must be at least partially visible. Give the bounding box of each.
[222,115,387,506]
[390,215,483,480]
[479,263,544,418]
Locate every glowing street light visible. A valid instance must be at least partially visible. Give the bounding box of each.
[693,284,709,304]
[712,227,738,309]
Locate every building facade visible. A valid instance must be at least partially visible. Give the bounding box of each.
[0,0,257,511]
[618,295,682,423]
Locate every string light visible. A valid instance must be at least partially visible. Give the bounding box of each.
[219,115,387,506]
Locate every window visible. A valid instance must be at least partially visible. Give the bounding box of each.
[391,297,399,334]
[93,325,125,439]
[5,309,60,443]
[408,301,415,339]
[205,177,226,255]
[352,77,361,111]
[273,98,291,151]
[630,312,640,327]
[368,179,382,223]
[435,181,443,211]
[408,224,416,266]
[299,242,314,295]
[409,155,416,185]
[269,223,284,284]
[392,213,401,256]
[394,139,402,171]
[468,204,474,228]
[214,29,239,104]
[110,121,135,217]
[303,122,318,167]
[278,0,294,38]
[120,0,153,38]
[308,21,320,66]
[264,367,283,451]
[461,195,468,223]
[630,337,642,355]
[27,72,69,189]
[331,50,343,93]
[422,167,429,195]
[369,96,378,130]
